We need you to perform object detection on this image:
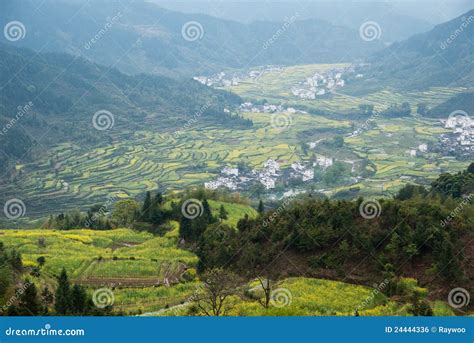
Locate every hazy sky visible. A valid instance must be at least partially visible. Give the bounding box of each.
[149,0,473,25]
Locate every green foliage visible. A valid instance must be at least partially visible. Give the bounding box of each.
[55,268,71,315]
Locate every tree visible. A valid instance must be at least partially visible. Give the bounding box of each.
[41,287,54,307]
[408,289,433,316]
[192,268,239,316]
[256,276,272,309]
[54,268,71,314]
[416,103,428,115]
[218,205,228,221]
[111,199,140,227]
[37,256,46,267]
[141,191,152,221]
[202,199,214,224]
[468,162,474,174]
[257,200,264,215]
[71,284,88,314]
[153,192,164,205]
[16,280,42,316]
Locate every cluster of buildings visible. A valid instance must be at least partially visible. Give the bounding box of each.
[204,155,335,192]
[407,143,429,157]
[193,65,284,88]
[444,115,474,147]
[239,102,307,115]
[291,68,348,100]
[434,116,474,157]
[204,159,281,191]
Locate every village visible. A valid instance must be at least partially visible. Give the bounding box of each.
[238,101,307,115]
[204,155,334,192]
[434,115,474,159]
[193,65,284,87]
[291,66,360,100]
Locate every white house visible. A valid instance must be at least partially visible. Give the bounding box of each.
[418,144,428,152]
[221,167,239,177]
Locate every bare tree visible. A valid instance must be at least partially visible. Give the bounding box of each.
[256,276,272,309]
[193,268,239,316]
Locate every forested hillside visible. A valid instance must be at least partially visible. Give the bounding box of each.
[348,10,474,92]
[0,44,247,174]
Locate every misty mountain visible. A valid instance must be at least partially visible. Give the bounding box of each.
[0,0,383,77]
[352,9,474,91]
[154,0,437,42]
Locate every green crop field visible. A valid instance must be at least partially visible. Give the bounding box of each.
[2,63,470,221]
[0,226,197,286]
[0,225,459,315]
[153,277,455,317]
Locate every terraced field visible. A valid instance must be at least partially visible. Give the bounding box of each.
[0,224,458,315]
[3,110,348,217]
[0,225,197,287]
[1,63,470,220]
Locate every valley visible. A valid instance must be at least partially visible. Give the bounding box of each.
[2,63,470,220]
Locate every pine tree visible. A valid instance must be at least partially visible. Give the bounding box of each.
[17,280,41,316]
[202,199,214,224]
[141,191,152,221]
[179,215,193,241]
[41,287,54,306]
[219,205,228,221]
[154,192,164,205]
[71,284,87,314]
[258,200,264,215]
[54,268,71,314]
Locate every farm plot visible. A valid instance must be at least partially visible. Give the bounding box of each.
[0,227,198,287]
